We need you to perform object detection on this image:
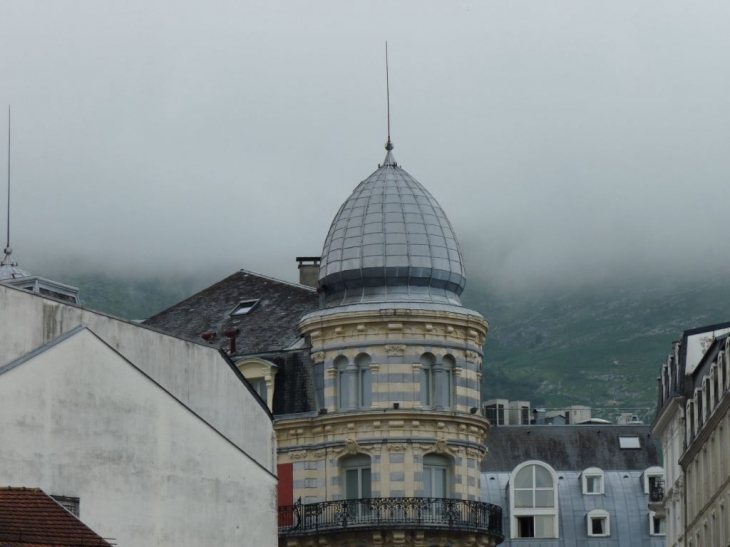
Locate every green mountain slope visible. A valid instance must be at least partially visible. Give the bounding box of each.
[462,275,730,415]
[49,268,730,415]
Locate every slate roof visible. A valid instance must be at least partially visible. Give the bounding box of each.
[482,425,661,472]
[144,269,319,356]
[0,487,112,546]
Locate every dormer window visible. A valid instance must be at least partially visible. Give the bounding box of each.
[230,299,259,316]
[581,467,605,495]
[587,509,610,537]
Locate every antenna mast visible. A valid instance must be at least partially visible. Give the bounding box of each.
[2,105,10,265]
[385,42,393,151]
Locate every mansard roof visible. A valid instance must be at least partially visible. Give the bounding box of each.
[144,269,318,356]
[481,425,661,472]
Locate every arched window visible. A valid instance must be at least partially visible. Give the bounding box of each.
[423,454,451,498]
[419,353,435,407]
[509,461,559,539]
[336,354,373,410]
[581,467,604,495]
[587,509,610,537]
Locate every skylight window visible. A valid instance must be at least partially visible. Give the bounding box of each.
[618,436,641,449]
[230,299,259,316]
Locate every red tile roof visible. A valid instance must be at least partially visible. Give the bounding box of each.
[0,488,112,546]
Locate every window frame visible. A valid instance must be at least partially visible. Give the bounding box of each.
[581,467,605,495]
[649,511,667,536]
[509,461,559,539]
[643,466,665,495]
[587,509,610,538]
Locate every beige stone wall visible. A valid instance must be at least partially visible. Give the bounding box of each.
[276,410,489,504]
[301,307,487,415]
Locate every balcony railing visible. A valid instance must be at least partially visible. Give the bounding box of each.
[279,497,503,539]
[649,478,665,503]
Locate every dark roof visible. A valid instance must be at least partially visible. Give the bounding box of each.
[0,487,112,546]
[144,269,319,356]
[268,350,318,415]
[482,425,661,472]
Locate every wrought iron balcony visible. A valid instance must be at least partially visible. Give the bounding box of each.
[649,478,665,503]
[278,497,503,539]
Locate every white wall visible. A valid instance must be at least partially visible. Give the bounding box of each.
[0,328,277,547]
[685,326,730,374]
[0,284,273,472]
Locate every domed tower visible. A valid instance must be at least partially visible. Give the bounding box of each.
[276,143,502,547]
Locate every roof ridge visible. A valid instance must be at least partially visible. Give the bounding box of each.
[237,268,317,292]
[0,486,43,491]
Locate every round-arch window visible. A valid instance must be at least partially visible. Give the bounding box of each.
[514,464,555,508]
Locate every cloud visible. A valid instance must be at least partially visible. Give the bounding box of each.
[2,1,729,288]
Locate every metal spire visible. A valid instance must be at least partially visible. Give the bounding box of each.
[385,42,393,152]
[2,106,11,266]
[381,42,397,168]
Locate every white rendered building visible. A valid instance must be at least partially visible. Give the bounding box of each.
[0,283,278,547]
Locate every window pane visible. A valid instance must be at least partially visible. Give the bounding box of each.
[346,469,359,499]
[517,516,535,538]
[586,476,599,492]
[361,468,371,498]
[339,373,349,408]
[360,369,372,408]
[424,468,432,497]
[535,466,552,488]
[515,467,533,488]
[535,490,554,508]
[420,368,431,406]
[535,515,554,538]
[591,517,605,535]
[514,490,533,508]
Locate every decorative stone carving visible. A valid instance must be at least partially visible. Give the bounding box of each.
[370,363,380,372]
[454,367,463,376]
[334,438,372,459]
[387,443,407,452]
[313,449,326,458]
[465,350,480,361]
[290,450,308,460]
[310,352,326,363]
[425,438,455,457]
[385,344,407,356]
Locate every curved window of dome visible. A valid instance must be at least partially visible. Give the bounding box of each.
[581,467,604,495]
[587,509,610,537]
[355,353,372,408]
[510,461,559,539]
[419,353,435,408]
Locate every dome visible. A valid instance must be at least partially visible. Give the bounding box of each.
[319,146,466,308]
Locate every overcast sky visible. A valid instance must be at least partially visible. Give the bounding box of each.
[1,1,729,288]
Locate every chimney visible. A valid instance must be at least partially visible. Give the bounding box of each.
[296,257,321,288]
[534,408,546,425]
